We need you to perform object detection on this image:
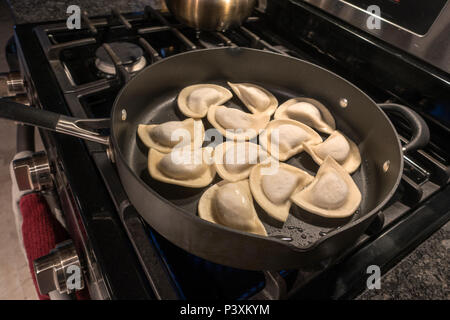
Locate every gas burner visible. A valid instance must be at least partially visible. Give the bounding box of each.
[95,42,147,76]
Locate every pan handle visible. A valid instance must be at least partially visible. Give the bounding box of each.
[378,103,430,153]
[0,98,110,145]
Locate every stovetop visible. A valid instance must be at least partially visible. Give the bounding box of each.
[12,1,450,299]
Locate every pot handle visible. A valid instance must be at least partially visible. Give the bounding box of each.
[0,98,110,145]
[378,103,430,153]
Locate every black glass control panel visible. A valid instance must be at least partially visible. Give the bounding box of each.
[342,0,448,35]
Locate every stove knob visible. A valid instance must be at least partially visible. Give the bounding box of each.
[34,240,85,295]
[13,151,53,191]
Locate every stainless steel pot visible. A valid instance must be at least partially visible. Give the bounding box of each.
[165,0,257,31]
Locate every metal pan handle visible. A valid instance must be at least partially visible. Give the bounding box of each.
[0,98,110,145]
[378,103,430,153]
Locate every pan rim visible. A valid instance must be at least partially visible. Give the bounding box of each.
[110,47,404,252]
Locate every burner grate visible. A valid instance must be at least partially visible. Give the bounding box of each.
[34,6,286,92]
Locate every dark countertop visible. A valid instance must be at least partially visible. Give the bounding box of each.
[6,0,165,24]
[358,221,450,300]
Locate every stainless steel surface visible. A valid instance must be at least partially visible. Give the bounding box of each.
[0,72,26,97]
[50,151,110,299]
[13,151,52,191]
[301,0,450,73]
[33,240,84,295]
[55,116,110,145]
[165,0,257,31]
[13,21,111,301]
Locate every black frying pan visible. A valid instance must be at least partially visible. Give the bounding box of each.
[0,48,429,270]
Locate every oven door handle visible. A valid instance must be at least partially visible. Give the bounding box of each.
[0,98,110,145]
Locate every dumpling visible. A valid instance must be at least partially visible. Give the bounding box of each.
[207,105,270,141]
[249,162,314,222]
[259,119,322,161]
[148,147,216,187]
[137,118,204,153]
[198,180,267,236]
[178,84,233,119]
[213,141,271,182]
[227,82,278,116]
[304,130,361,173]
[274,97,335,134]
[291,156,361,218]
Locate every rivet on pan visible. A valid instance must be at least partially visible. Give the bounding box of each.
[383,160,390,172]
[121,109,127,121]
[339,98,348,108]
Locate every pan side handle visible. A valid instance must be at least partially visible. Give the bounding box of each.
[0,98,109,145]
[378,103,430,153]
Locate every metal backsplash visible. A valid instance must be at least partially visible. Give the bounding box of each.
[299,0,450,74]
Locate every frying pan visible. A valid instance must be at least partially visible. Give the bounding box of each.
[0,48,429,270]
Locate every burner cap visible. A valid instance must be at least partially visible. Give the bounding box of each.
[95,42,146,75]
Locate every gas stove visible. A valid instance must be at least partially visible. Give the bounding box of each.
[7,1,450,299]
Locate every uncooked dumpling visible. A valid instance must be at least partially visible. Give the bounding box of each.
[207,105,270,141]
[213,141,271,182]
[227,82,278,116]
[137,118,204,153]
[291,156,361,218]
[250,162,314,222]
[274,98,335,134]
[259,119,322,161]
[198,180,267,236]
[148,147,215,188]
[304,130,361,173]
[178,84,233,118]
